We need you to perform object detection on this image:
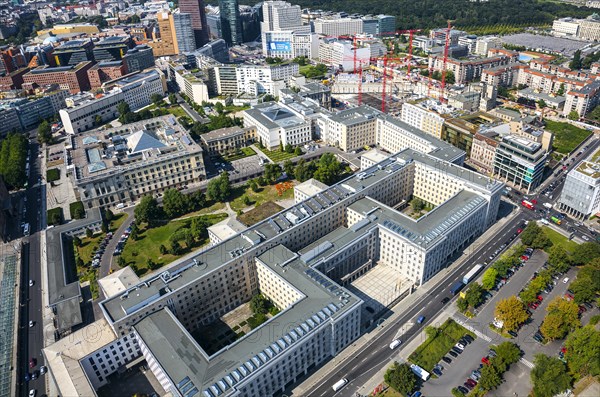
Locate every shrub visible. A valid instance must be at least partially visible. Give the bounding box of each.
[47,207,63,225]
[69,201,85,219]
[46,168,60,183]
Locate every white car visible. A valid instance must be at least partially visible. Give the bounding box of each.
[563,277,569,284]
[29,280,34,287]
[29,390,35,397]
[28,320,34,328]
[582,235,590,241]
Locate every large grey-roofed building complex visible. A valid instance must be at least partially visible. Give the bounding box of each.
[97,148,502,397]
[559,146,600,218]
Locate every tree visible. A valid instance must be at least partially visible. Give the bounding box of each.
[159,244,168,255]
[103,208,114,222]
[384,362,416,396]
[478,364,502,390]
[129,222,139,240]
[570,49,582,70]
[151,93,164,107]
[162,188,191,219]
[465,282,485,308]
[519,222,541,246]
[540,296,580,340]
[134,195,161,226]
[557,83,566,96]
[73,236,82,247]
[531,354,572,397]
[538,99,547,108]
[424,325,440,339]
[37,120,52,144]
[250,294,269,314]
[482,268,498,290]
[190,217,207,240]
[206,172,231,201]
[294,147,303,156]
[283,160,295,179]
[570,242,600,265]
[494,296,529,332]
[456,297,468,312]
[548,245,570,273]
[568,110,580,121]
[215,102,224,114]
[493,342,522,369]
[85,228,93,238]
[249,179,260,192]
[284,143,293,153]
[117,256,126,267]
[264,163,282,184]
[117,101,131,118]
[410,197,425,212]
[564,325,600,377]
[570,276,596,303]
[294,158,313,182]
[313,153,342,185]
[168,93,178,105]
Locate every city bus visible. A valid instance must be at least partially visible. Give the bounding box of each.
[521,200,534,210]
[551,216,562,225]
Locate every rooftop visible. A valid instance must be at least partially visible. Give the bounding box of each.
[244,102,308,130]
[201,126,254,143]
[70,115,201,182]
[294,178,328,198]
[576,145,600,178]
[328,105,381,126]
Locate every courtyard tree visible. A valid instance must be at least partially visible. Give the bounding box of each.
[548,245,570,273]
[478,364,502,390]
[482,268,498,290]
[134,195,161,226]
[206,172,231,202]
[250,294,269,314]
[410,197,425,212]
[162,188,191,218]
[494,295,529,332]
[564,325,600,377]
[570,242,600,265]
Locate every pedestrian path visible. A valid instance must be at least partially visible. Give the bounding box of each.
[520,357,534,369]
[452,316,492,342]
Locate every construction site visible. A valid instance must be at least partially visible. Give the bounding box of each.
[326,23,455,114]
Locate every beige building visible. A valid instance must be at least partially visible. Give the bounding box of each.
[471,131,499,173]
[294,178,328,204]
[200,126,256,158]
[320,105,381,152]
[69,116,206,209]
[148,11,179,57]
[400,102,446,138]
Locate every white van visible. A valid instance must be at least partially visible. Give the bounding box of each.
[116,203,125,209]
[332,378,348,392]
[540,218,549,225]
[389,339,402,349]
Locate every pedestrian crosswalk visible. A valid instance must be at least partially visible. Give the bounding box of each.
[520,357,534,369]
[452,316,492,342]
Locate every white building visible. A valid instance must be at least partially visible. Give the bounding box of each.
[243,101,312,149]
[319,39,370,71]
[261,1,314,59]
[313,18,364,37]
[474,36,501,56]
[559,146,600,219]
[552,17,581,38]
[59,69,166,134]
[170,63,209,104]
[236,63,300,96]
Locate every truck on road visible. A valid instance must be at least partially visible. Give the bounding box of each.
[450,280,465,295]
[463,264,484,285]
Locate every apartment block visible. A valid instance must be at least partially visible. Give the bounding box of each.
[470,130,499,173]
[313,18,364,37]
[60,69,166,134]
[22,62,94,94]
[428,51,517,84]
[558,146,600,218]
[319,39,370,71]
[563,80,600,118]
[169,63,209,104]
[236,63,300,96]
[68,116,205,209]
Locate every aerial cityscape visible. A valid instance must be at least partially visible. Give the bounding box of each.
[1,0,600,397]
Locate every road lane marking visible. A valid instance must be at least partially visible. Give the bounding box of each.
[520,358,534,369]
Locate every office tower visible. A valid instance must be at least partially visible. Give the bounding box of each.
[150,11,179,57]
[219,0,242,45]
[179,0,210,47]
[173,12,197,53]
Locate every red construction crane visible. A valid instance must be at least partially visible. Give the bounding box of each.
[394,29,422,75]
[440,20,453,102]
[353,36,362,106]
[375,56,405,113]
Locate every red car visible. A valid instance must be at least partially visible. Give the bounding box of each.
[532,199,538,205]
[521,255,530,261]
[561,347,567,354]
[564,293,574,301]
[29,358,36,369]
[481,357,490,365]
[517,228,523,234]
[537,295,543,302]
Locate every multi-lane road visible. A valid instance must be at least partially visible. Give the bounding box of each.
[17,136,47,397]
[305,134,599,397]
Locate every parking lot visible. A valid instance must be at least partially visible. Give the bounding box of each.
[423,246,599,396]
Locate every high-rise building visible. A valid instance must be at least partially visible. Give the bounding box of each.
[123,45,155,74]
[219,0,242,45]
[179,0,210,47]
[149,11,179,57]
[53,40,94,66]
[173,12,197,53]
[93,36,135,62]
[240,4,261,42]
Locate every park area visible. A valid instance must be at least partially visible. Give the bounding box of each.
[541,226,579,253]
[408,319,475,371]
[238,202,284,226]
[545,120,591,154]
[119,213,227,275]
[229,181,295,212]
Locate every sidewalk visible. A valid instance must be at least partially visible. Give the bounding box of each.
[292,205,521,396]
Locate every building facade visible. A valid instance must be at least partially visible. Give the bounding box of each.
[179,0,210,47]
[220,0,242,45]
[400,102,446,139]
[173,12,197,53]
[493,135,547,193]
[200,126,256,157]
[558,146,600,219]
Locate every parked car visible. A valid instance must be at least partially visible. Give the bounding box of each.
[457,386,469,394]
[463,382,474,391]
[449,350,458,358]
[29,358,36,368]
[463,334,474,343]
[433,368,443,377]
[442,356,452,364]
[481,356,490,365]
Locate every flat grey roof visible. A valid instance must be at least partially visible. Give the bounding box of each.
[46,208,102,331]
[243,102,307,130]
[134,244,359,395]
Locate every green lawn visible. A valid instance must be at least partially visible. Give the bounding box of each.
[408,319,476,371]
[109,213,128,232]
[222,147,257,162]
[258,147,297,162]
[76,234,104,265]
[545,120,592,154]
[167,105,187,118]
[175,201,225,218]
[230,182,296,212]
[542,226,580,254]
[120,213,227,275]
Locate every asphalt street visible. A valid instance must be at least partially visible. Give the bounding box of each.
[17,137,47,397]
[303,133,600,397]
